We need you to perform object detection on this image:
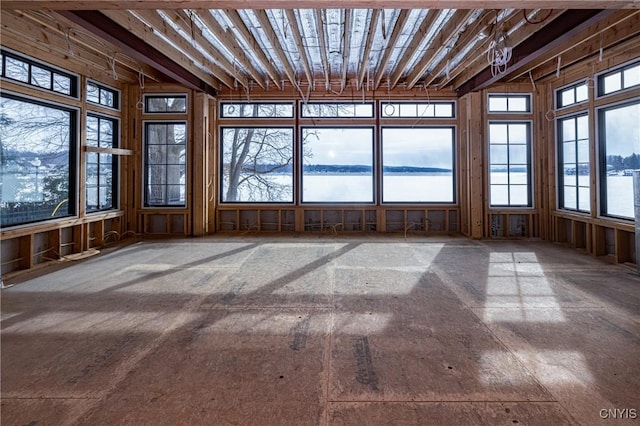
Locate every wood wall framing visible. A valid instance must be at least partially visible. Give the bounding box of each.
[1,3,639,279]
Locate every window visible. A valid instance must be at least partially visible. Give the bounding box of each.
[0,49,78,97]
[87,81,119,109]
[558,114,590,212]
[301,102,374,118]
[301,127,374,203]
[381,127,455,203]
[489,122,532,207]
[144,95,187,113]
[488,94,531,113]
[556,82,589,109]
[220,127,294,202]
[0,93,76,227]
[144,122,187,207]
[220,102,293,118]
[598,61,640,97]
[381,102,455,118]
[86,115,118,212]
[599,100,640,219]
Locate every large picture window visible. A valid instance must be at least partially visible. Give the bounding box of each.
[144,122,186,207]
[86,114,117,212]
[489,122,532,207]
[381,127,454,203]
[558,114,590,212]
[301,127,374,203]
[220,127,294,202]
[599,100,640,219]
[0,94,76,227]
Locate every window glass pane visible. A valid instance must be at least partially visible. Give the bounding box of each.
[435,103,454,117]
[87,82,100,103]
[490,145,508,163]
[0,95,74,226]
[561,89,575,107]
[302,127,373,202]
[221,127,294,202]
[86,116,99,147]
[508,97,528,112]
[490,166,509,184]
[382,103,400,117]
[563,187,577,210]
[145,122,187,206]
[563,166,577,186]
[603,73,622,94]
[100,89,114,108]
[509,166,528,184]
[509,185,528,205]
[53,74,71,95]
[576,84,588,102]
[563,142,576,164]
[623,65,640,88]
[99,119,114,148]
[489,123,508,143]
[31,66,51,89]
[5,56,28,82]
[417,104,433,117]
[381,127,454,203]
[490,185,508,205]
[488,96,507,112]
[145,96,187,113]
[509,123,528,144]
[301,103,373,118]
[562,119,575,142]
[577,139,590,163]
[601,102,640,218]
[577,115,589,140]
[578,187,590,211]
[509,144,527,164]
[399,103,417,117]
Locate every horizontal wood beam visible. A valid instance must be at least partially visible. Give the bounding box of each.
[58,10,218,96]
[3,1,638,9]
[456,9,618,96]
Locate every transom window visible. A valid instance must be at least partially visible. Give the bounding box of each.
[597,60,640,97]
[0,49,78,97]
[489,122,532,207]
[220,102,293,118]
[488,94,531,113]
[87,81,119,110]
[144,95,187,113]
[556,81,589,109]
[301,102,374,118]
[381,102,455,118]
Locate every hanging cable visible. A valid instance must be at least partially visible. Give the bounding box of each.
[556,55,562,78]
[523,9,553,25]
[528,71,536,92]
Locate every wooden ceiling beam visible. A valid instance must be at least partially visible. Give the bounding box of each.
[356,8,381,90]
[58,10,219,95]
[191,9,266,90]
[3,1,638,10]
[509,9,640,81]
[405,9,476,89]
[443,9,566,90]
[456,9,618,96]
[253,9,298,88]
[284,9,314,88]
[222,9,283,90]
[341,9,352,92]
[373,9,410,90]
[315,9,331,91]
[388,9,441,89]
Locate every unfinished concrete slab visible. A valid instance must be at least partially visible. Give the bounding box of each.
[1,235,639,425]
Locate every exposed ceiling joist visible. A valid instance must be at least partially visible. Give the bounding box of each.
[405,9,476,89]
[191,9,266,90]
[341,9,352,92]
[357,8,381,90]
[388,10,441,89]
[3,1,638,10]
[314,9,331,91]
[373,9,410,90]
[457,9,619,96]
[222,9,283,90]
[284,9,314,88]
[58,10,218,95]
[253,9,298,87]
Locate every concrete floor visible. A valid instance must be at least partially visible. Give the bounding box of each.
[1,235,639,425]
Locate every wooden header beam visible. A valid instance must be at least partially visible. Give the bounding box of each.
[456,8,618,96]
[58,10,218,96]
[2,1,638,9]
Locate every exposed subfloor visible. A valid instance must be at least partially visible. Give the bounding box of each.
[1,235,639,425]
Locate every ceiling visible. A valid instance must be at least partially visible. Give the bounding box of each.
[2,2,639,97]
